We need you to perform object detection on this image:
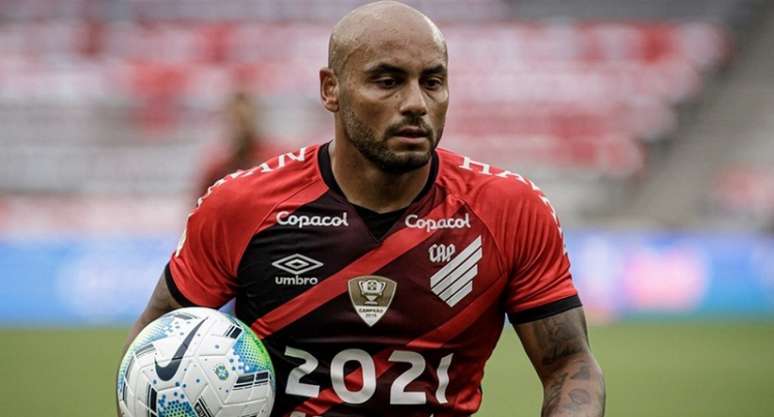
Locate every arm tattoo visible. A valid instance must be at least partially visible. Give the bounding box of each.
[569,389,591,404]
[539,355,604,417]
[541,372,567,416]
[518,308,605,416]
[534,311,588,367]
[570,364,591,381]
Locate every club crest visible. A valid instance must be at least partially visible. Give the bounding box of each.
[347,276,397,327]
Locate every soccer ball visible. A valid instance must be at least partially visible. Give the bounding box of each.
[117,307,275,417]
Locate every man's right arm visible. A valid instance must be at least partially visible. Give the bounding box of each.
[121,271,184,354]
[116,271,184,416]
[118,172,246,416]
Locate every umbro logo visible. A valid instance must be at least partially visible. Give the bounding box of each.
[429,236,482,307]
[273,253,323,275]
[272,254,323,286]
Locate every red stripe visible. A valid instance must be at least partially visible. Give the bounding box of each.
[288,272,507,416]
[251,197,462,338]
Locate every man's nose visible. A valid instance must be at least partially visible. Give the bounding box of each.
[399,81,428,117]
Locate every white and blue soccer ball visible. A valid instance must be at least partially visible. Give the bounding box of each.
[117,307,275,417]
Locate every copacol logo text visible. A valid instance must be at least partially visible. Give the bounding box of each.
[276,211,349,228]
[405,213,471,232]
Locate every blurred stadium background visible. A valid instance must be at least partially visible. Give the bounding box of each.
[1,0,774,416]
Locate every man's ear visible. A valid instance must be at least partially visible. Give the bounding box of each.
[320,68,340,112]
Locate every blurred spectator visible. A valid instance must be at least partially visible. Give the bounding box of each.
[196,92,279,198]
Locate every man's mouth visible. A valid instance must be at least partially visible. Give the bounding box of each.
[393,127,429,138]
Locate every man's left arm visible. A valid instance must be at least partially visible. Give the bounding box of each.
[515,306,605,417]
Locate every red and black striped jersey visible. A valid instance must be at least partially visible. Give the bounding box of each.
[167,143,580,417]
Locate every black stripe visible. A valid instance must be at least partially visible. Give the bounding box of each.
[253,371,270,383]
[165,263,197,307]
[136,344,155,357]
[234,382,268,390]
[148,386,157,417]
[234,371,270,388]
[227,315,242,328]
[228,327,243,339]
[507,295,583,325]
[235,374,254,385]
[195,398,214,417]
[223,325,235,337]
[125,355,135,381]
[223,325,242,339]
[121,379,127,403]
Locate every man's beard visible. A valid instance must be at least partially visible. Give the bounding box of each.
[342,108,442,174]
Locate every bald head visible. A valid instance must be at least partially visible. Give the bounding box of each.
[328,1,446,76]
[320,1,450,174]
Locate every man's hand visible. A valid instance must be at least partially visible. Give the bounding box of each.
[515,307,605,417]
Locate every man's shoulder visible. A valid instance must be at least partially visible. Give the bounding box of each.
[436,147,542,208]
[196,144,324,215]
[435,148,563,256]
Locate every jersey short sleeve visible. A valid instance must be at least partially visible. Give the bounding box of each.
[167,178,249,308]
[504,184,581,324]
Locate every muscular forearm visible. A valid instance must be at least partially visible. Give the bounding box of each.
[122,306,166,352]
[515,307,605,417]
[541,353,605,417]
[120,272,182,353]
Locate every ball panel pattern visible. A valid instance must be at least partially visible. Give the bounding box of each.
[117,308,274,417]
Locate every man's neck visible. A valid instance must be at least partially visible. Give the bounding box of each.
[329,138,432,214]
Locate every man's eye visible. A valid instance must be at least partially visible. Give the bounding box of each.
[424,78,443,89]
[375,78,398,88]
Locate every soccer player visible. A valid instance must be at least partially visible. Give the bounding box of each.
[121,2,605,416]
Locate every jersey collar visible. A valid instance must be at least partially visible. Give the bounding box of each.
[317,141,439,204]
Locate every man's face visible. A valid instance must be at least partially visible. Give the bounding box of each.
[337,31,449,174]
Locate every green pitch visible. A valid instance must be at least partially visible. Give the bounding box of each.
[1,322,772,417]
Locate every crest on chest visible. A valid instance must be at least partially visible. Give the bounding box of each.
[347,276,398,327]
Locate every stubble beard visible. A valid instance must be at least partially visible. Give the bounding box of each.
[341,107,442,175]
